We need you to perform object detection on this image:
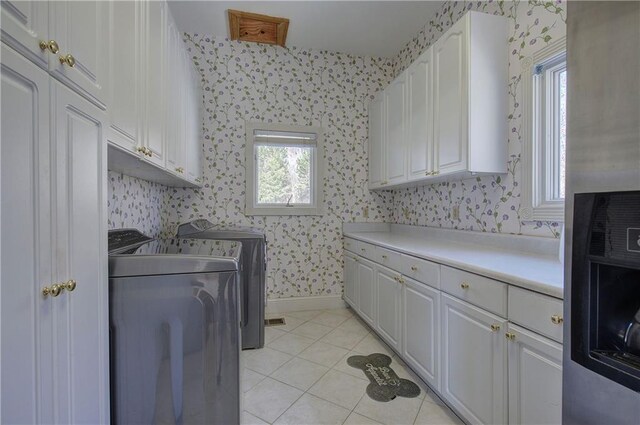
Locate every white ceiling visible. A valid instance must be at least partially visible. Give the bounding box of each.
[167,1,444,58]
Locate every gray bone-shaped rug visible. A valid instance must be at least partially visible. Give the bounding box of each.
[347,353,420,402]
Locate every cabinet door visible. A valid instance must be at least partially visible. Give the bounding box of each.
[507,323,562,425]
[433,16,468,176]
[406,49,434,181]
[343,252,359,309]
[403,277,440,391]
[166,15,185,175]
[1,0,49,69]
[368,91,385,188]
[49,0,107,108]
[185,63,202,183]
[106,0,142,154]
[384,74,406,185]
[357,258,376,327]
[52,81,109,424]
[1,43,55,425]
[375,266,402,352]
[143,0,167,167]
[441,293,507,425]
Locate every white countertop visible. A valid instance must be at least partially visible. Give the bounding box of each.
[343,226,564,299]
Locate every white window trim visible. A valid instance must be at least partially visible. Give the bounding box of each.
[521,36,566,222]
[245,122,324,216]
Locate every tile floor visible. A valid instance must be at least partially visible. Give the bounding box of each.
[241,307,463,425]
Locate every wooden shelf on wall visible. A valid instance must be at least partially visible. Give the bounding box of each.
[228,9,289,47]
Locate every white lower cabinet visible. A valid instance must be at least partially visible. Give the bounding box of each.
[342,243,562,425]
[375,265,402,352]
[344,251,359,308]
[507,323,562,425]
[1,44,108,424]
[440,294,508,425]
[357,257,376,327]
[402,276,440,391]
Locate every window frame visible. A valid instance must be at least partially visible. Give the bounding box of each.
[521,36,567,222]
[245,122,324,216]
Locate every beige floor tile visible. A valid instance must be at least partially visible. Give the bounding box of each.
[264,327,288,344]
[354,393,423,425]
[343,412,383,425]
[352,333,395,357]
[337,317,371,337]
[311,311,350,328]
[286,310,324,321]
[241,367,266,393]
[414,400,463,425]
[243,377,303,423]
[244,347,293,375]
[298,341,350,367]
[291,321,334,340]
[241,410,270,425]
[332,351,370,379]
[277,315,306,332]
[273,393,350,425]
[320,327,368,350]
[308,369,369,410]
[328,307,355,318]
[267,332,316,355]
[271,357,329,391]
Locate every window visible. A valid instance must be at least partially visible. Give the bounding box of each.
[245,123,323,215]
[521,37,567,222]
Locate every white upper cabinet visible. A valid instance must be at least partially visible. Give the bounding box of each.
[368,91,385,189]
[1,0,49,68]
[49,1,108,108]
[106,0,142,154]
[368,11,508,189]
[433,16,467,176]
[385,74,407,185]
[406,49,434,181]
[143,0,167,167]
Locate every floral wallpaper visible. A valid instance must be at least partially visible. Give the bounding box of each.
[107,171,167,238]
[161,37,394,298]
[390,0,566,238]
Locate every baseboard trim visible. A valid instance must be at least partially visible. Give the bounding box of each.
[266,295,347,314]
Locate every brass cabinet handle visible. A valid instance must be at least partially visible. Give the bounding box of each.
[460,282,470,290]
[490,324,500,332]
[411,265,418,271]
[42,284,61,298]
[136,146,146,155]
[63,279,77,292]
[145,147,153,157]
[551,315,563,325]
[175,167,184,174]
[39,39,59,54]
[505,332,516,340]
[433,170,440,175]
[399,277,405,284]
[59,53,76,68]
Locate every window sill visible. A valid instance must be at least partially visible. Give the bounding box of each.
[521,203,565,222]
[245,206,324,216]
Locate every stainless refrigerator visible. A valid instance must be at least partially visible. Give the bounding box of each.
[563,2,640,423]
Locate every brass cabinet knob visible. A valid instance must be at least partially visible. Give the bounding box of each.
[490,324,500,332]
[59,53,75,67]
[381,255,388,259]
[145,147,153,157]
[175,167,184,174]
[411,265,418,271]
[551,315,563,325]
[42,284,61,298]
[63,279,77,292]
[381,180,388,185]
[399,277,405,284]
[136,146,146,154]
[393,276,399,282]
[361,248,366,252]
[433,170,440,175]
[39,39,60,54]
[505,332,516,340]
[460,282,470,290]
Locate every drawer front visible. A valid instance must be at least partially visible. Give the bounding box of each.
[400,254,440,289]
[375,246,404,272]
[508,286,563,343]
[344,237,358,253]
[441,266,507,317]
[356,241,378,262]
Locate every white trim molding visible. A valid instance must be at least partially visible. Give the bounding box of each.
[266,295,347,314]
[521,36,567,222]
